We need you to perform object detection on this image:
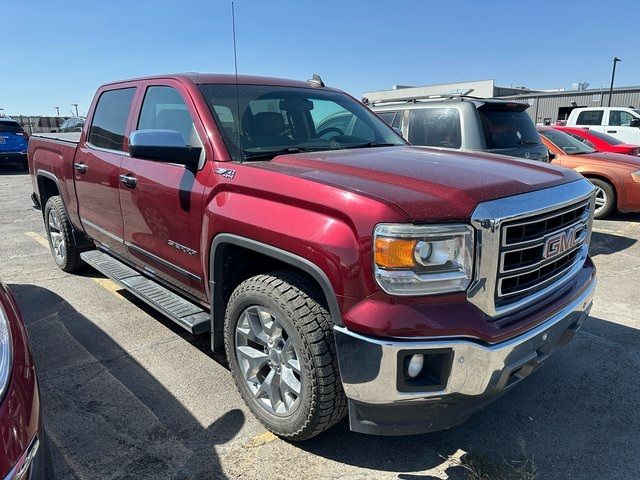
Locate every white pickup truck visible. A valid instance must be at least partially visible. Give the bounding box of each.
[566,107,640,144]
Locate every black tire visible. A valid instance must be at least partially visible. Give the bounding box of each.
[589,178,615,219]
[44,196,83,272]
[224,271,347,441]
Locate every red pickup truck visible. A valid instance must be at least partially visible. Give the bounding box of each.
[28,73,597,440]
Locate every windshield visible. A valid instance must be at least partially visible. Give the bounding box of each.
[581,129,624,145]
[198,84,405,161]
[540,129,595,154]
[479,107,541,149]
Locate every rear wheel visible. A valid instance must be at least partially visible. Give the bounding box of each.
[224,271,347,441]
[589,178,615,219]
[44,196,83,272]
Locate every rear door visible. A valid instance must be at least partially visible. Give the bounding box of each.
[118,82,209,301]
[74,86,137,255]
[604,109,640,144]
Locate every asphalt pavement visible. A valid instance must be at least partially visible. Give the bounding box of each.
[1,168,638,480]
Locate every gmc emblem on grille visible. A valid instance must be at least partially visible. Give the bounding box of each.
[543,226,579,259]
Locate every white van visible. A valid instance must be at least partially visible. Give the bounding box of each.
[566,107,640,144]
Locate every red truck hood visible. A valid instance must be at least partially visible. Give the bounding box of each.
[255,146,582,221]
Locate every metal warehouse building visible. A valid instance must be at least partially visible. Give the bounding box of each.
[364,80,640,125]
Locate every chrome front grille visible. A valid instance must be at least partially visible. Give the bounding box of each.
[468,179,595,318]
[497,200,590,303]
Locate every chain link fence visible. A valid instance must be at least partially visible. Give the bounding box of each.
[6,115,69,134]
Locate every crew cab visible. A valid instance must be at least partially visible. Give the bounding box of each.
[28,74,596,440]
[566,107,640,145]
[369,96,549,163]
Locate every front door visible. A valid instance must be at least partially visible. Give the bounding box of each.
[119,84,209,301]
[605,110,640,144]
[74,87,137,256]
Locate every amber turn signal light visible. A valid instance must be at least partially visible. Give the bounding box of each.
[374,237,417,268]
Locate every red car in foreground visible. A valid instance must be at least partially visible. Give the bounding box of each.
[0,281,47,479]
[554,126,640,156]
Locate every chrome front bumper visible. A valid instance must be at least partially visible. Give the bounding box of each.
[335,277,595,409]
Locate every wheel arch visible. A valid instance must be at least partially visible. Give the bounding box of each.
[209,234,342,352]
[579,172,619,208]
[36,170,61,212]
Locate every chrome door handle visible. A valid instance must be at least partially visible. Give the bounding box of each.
[119,174,138,188]
[73,162,88,173]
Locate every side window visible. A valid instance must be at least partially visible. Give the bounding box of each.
[89,88,136,151]
[608,110,634,127]
[392,111,403,130]
[377,112,395,126]
[138,86,202,148]
[576,110,603,126]
[408,108,461,148]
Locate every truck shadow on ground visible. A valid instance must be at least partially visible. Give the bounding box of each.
[0,165,29,176]
[589,231,637,256]
[297,315,640,479]
[9,284,243,480]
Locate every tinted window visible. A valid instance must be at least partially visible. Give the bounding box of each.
[89,88,136,151]
[0,121,23,133]
[567,133,595,149]
[479,108,540,149]
[540,129,595,155]
[576,110,603,126]
[608,110,635,127]
[582,129,623,145]
[408,108,461,148]
[138,86,201,147]
[198,84,404,161]
[377,112,395,126]
[392,112,402,129]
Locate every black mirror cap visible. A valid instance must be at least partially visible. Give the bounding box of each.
[630,118,640,128]
[129,129,200,169]
[549,152,557,161]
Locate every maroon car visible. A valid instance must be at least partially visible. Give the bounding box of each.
[0,281,47,479]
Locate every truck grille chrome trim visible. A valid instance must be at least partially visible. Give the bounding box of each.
[468,179,595,318]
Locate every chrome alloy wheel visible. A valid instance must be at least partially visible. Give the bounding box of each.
[594,185,607,215]
[48,209,66,262]
[235,305,302,416]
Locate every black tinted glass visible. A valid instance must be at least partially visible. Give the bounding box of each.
[138,86,199,146]
[0,121,23,133]
[408,108,461,148]
[479,108,541,149]
[576,110,603,126]
[89,88,136,151]
[377,112,395,126]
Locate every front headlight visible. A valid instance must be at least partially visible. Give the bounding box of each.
[373,223,474,295]
[632,170,640,183]
[0,304,12,400]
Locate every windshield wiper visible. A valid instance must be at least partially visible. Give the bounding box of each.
[243,146,327,161]
[339,142,398,150]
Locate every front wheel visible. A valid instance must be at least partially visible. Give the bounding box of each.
[589,178,615,219]
[224,271,347,441]
[44,196,83,272]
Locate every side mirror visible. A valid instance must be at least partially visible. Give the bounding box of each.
[630,118,640,128]
[548,150,557,161]
[129,129,201,169]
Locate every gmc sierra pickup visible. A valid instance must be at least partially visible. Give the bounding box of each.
[28,74,597,440]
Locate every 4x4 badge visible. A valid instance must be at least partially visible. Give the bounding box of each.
[215,167,236,179]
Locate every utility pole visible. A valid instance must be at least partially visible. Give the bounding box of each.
[608,57,621,107]
[72,104,79,117]
[54,106,60,116]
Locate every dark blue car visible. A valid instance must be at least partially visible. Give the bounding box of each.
[0,117,29,169]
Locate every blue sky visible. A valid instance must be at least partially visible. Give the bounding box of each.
[2,0,639,115]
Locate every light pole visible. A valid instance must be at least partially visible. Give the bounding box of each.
[72,104,79,117]
[608,57,621,107]
[54,106,60,116]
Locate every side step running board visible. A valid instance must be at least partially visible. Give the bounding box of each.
[81,250,210,335]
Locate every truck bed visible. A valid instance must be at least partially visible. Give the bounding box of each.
[31,132,81,144]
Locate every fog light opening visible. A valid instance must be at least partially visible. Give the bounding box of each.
[407,354,424,378]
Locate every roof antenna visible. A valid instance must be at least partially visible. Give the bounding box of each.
[307,74,325,88]
[231,1,243,162]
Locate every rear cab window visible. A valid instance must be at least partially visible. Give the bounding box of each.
[576,110,603,126]
[0,121,24,133]
[408,108,461,148]
[478,105,541,150]
[88,88,136,151]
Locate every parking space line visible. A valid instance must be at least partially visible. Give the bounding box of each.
[24,231,124,299]
[24,231,50,248]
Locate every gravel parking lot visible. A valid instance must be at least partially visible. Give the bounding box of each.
[2,168,639,480]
